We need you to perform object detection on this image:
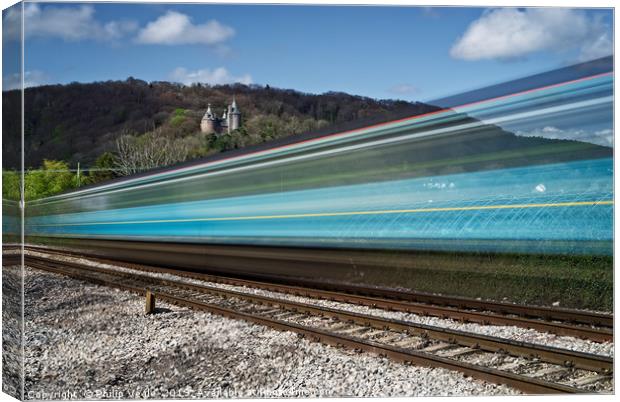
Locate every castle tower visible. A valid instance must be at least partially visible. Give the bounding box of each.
[229,95,241,132]
[200,98,241,135]
[219,109,227,134]
[200,104,217,134]
[226,104,233,134]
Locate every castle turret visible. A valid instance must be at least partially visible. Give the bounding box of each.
[231,96,238,112]
[230,95,241,131]
[200,103,216,134]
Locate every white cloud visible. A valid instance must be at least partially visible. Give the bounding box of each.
[3,70,49,91]
[388,83,417,95]
[2,5,21,41]
[103,20,140,41]
[136,11,234,46]
[170,67,252,86]
[450,8,612,62]
[516,125,613,147]
[578,30,613,62]
[3,3,137,42]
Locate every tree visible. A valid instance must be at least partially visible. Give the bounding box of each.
[114,128,191,176]
[170,108,187,127]
[86,152,118,184]
[15,77,436,170]
[2,170,21,201]
[24,160,76,200]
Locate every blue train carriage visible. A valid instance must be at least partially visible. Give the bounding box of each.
[23,57,613,309]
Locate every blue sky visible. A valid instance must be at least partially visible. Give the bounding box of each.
[2,3,614,102]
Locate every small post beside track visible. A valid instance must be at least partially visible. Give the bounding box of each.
[145,289,156,314]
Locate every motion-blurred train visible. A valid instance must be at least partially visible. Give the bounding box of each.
[19,57,614,279]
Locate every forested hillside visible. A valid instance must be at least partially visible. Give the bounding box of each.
[2,78,611,202]
[2,78,435,170]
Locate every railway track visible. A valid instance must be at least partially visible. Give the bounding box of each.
[22,245,613,343]
[25,253,613,394]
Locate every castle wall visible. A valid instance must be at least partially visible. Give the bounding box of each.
[230,113,241,131]
[200,119,215,134]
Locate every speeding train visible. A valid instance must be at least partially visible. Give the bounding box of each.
[19,57,614,278]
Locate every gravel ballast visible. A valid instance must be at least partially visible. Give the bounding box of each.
[27,250,613,358]
[23,266,519,399]
[3,264,24,400]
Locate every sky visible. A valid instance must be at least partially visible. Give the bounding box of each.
[2,2,614,102]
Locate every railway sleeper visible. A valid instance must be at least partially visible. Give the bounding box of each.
[531,367,569,379]
[570,374,612,387]
[438,347,479,359]
[421,342,454,353]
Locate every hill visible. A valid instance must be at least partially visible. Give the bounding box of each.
[2,78,436,170]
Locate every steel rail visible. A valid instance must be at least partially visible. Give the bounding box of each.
[156,292,588,395]
[26,255,612,374]
[23,246,613,342]
[27,258,606,394]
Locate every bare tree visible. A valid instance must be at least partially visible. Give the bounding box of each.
[114,128,190,176]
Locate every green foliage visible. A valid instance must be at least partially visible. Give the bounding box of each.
[170,114,186,127]
[24,160,76,200]
[169,108,188,127]
[85,152,117,184]
[165,109,202,134]
[207,114,330,153]
[2,170,21,201]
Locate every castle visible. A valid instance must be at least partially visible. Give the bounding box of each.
[200,97,241,135]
